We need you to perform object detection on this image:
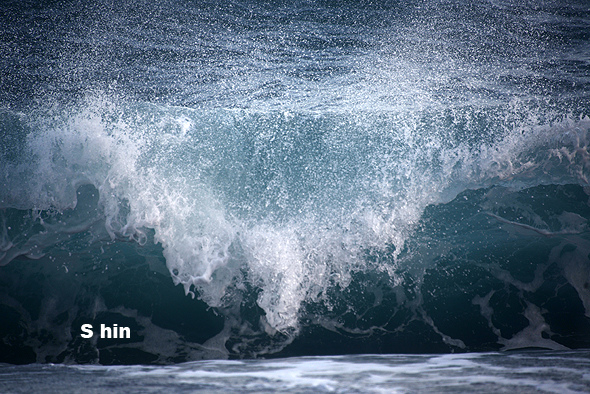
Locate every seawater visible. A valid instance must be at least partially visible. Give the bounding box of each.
[1,351,590,393]
[1,0,590,381]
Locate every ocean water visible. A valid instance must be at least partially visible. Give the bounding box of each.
[1,351,590,393]
[1,0,590,390]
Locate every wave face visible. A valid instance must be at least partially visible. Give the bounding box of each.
[1,0,590,364]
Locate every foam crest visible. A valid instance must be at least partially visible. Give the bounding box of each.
[2,94,590,333]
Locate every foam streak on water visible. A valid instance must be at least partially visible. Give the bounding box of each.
[1,351,590,393]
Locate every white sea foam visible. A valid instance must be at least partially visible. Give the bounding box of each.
[1,95,590,334]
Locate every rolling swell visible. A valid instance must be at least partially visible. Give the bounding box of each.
[1,183,590,363]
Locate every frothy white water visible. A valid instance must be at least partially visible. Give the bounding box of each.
[1,95,589,332]
[1,351,589,393]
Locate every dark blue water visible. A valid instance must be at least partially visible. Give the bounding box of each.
[1,0,590,370]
